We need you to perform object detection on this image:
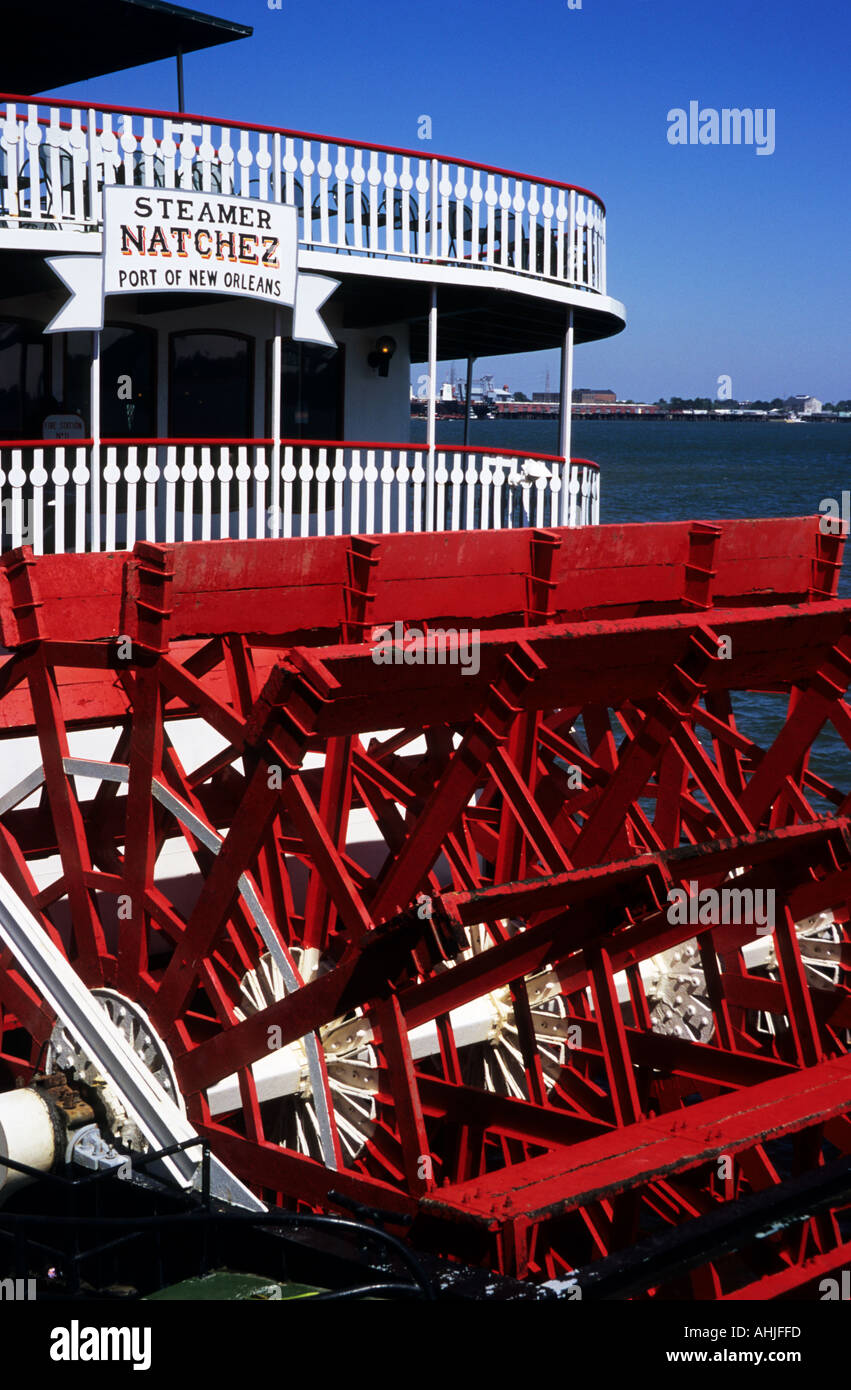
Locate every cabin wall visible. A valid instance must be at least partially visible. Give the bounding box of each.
[0,287,411,444]
[336,319,411,442]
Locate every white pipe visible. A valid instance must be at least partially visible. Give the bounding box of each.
[0,1088,55,1199]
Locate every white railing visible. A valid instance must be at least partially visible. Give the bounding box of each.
[0,439,599,554]
[0,97,607,293]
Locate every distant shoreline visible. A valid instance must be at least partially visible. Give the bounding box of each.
[410,412,850,424]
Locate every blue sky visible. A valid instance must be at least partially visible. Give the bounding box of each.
[48,0,850,401]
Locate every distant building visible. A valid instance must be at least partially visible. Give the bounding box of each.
[572,388,617,404]
[532,392,560,403]
[785,394,822,415]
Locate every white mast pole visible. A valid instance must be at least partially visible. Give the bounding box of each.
[559,309,574,526]
[463,354,474,448]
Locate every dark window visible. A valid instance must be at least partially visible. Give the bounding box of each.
[63,333,92,426]
[102,326,157,437]
[64,325,157,436]
[266,342,343,440]
[170,332,252,438]
[0,321,52,439]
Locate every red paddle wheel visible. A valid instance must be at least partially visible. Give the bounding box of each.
[0,516,850,1297]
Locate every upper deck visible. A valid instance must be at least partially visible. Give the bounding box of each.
[0,64,621,552]
[0,95,624,339]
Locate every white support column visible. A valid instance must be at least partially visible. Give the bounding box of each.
[270,307,283,537]
[52,333,63,404]
[559,309,574,526]
[426,285,438,531]
[90,330,101,551]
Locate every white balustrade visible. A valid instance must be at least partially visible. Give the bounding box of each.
[0,440,599,554]
[0,98,606,292]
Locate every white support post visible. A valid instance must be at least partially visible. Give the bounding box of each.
[270,307,283,537]
[426,285,438,531]
[90,330,101,551]
[559,309,574,526]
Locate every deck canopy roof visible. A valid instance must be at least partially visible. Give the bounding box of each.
[338,275,626,358]
[0,0,252,95]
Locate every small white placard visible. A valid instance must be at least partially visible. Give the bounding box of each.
[43,414,86,440]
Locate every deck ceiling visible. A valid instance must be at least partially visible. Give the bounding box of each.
[0,0,252,94]
[337,274,625,358]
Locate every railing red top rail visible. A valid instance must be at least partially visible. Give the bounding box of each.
[0,91,606,214]
[0,438,96,448]
[0,436,599,468]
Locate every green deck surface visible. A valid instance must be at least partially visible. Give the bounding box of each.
[144,1271,322,1300]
